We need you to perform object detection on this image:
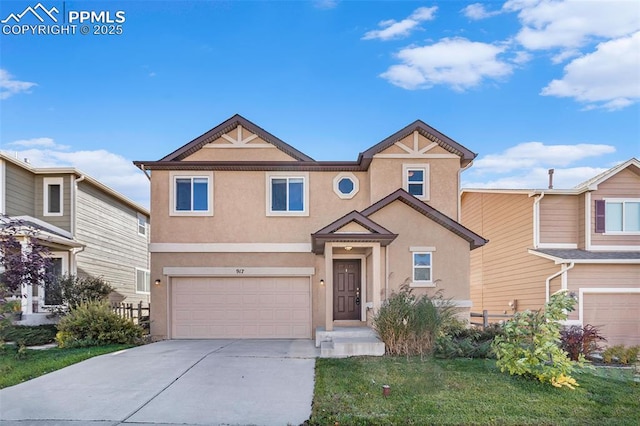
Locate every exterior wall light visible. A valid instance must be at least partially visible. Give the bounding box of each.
[154,279,162,286]
[320,279,325,286]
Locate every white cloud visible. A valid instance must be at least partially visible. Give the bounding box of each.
[380,37,512,91]
[462,3,501,20]
[362,6,437,41]
[505,0,640,50]
[0,69,37,100]
[3,141,149,208]
[472,141,616,174]
[7,137,61,149]
[540,32,640,110]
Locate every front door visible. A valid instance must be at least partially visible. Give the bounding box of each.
[333,260,361,320]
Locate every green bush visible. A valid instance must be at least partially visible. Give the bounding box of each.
[373,284,456,357]
[46,275,113,315]
[0,324,57,346]
[492,290,581,389]
[435,323,503,359]
[56,301,143,348]
[602,345,640,365]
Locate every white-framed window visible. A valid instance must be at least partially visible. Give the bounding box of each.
[604,199,640,233]
[169,171,213,216]
[333,172,359,199]
[266,172,309,216]
[43,177,64,216]
[136,268,150,294]
[410,246,435,287]
[137,213,147,236]
[403,164,429,200]
[39,252,68,309]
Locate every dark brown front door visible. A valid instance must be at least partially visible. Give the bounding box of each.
[333,260,361,320]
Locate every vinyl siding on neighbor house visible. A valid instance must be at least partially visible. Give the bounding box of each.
[4,162,36,216]
[539,195,578,245]
[462,192,559,314]
[591,169,640,248]
[34,175,72,232]
[75,181,149,304]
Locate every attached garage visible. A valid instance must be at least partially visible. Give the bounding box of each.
[171,276,311,339]
[582,291,640,346]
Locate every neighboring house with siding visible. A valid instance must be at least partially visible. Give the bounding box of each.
[461,158,640,346]
[134,114,486,353]
[0,152,150,324]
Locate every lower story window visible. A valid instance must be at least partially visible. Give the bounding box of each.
[413,252,432,283]
[136,269,150,294]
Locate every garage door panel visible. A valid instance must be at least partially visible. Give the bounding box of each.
[172,277,311,339]
[583,293,640,346]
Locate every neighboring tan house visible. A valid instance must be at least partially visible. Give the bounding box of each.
[0,152,150,324]
[461,158,640,346]
[134,114,486,354]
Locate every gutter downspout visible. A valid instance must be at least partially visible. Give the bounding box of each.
[545,262,575,303]
[532,192,545,249]
[385,244,389,301]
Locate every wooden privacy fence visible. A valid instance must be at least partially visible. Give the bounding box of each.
[111,302,150,331]
[470,310,513,329]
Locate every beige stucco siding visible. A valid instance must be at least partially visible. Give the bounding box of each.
[75,181,150,304]
[462,192,558,314]
[539,195,578,245]
[368,157,459,218]
[151,170,371,243]
[4,162,36,216]
[368,200,470,302]
[591,168,640,247]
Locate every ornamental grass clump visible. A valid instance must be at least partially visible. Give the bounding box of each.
[492,290,581,389]
[373,284,456,358]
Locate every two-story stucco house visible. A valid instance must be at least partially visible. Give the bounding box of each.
[461,158,640,346]
[134,114,486,353]
[0,152,150,324]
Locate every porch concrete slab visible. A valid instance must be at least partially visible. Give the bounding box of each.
[0,339,318,426]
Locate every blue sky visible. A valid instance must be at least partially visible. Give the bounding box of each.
[1,0,639,208]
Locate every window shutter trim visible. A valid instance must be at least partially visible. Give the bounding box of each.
[595,199,606,233]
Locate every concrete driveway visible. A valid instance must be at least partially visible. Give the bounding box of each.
[0,339,319,426]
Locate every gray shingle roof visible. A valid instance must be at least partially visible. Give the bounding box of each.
[532,248,640,261]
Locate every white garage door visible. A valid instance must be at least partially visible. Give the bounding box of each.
[172,276,311,339]
[583,293,640,346]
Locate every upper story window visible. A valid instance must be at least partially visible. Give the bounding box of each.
[403,164,429,200]
[266,172,309,216]
[170,171,213,216]
[598,199,640,233]
[333,172,359,199]
[137,213,147,236]
[43,177,63,216]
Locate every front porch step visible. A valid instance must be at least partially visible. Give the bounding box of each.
[320,337,385,358]
[316,326,385,358]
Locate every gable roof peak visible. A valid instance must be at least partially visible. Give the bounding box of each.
[359,119,477,167]
[159,114,314,162]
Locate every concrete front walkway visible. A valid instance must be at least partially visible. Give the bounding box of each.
[0,339,319,426]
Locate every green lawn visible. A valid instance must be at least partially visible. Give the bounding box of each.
[309,357,640,426]
[0,344,132,389]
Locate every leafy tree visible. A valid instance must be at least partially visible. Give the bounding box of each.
[0,215,54,296]
[492,290,581,389]
[46,274,114,315]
